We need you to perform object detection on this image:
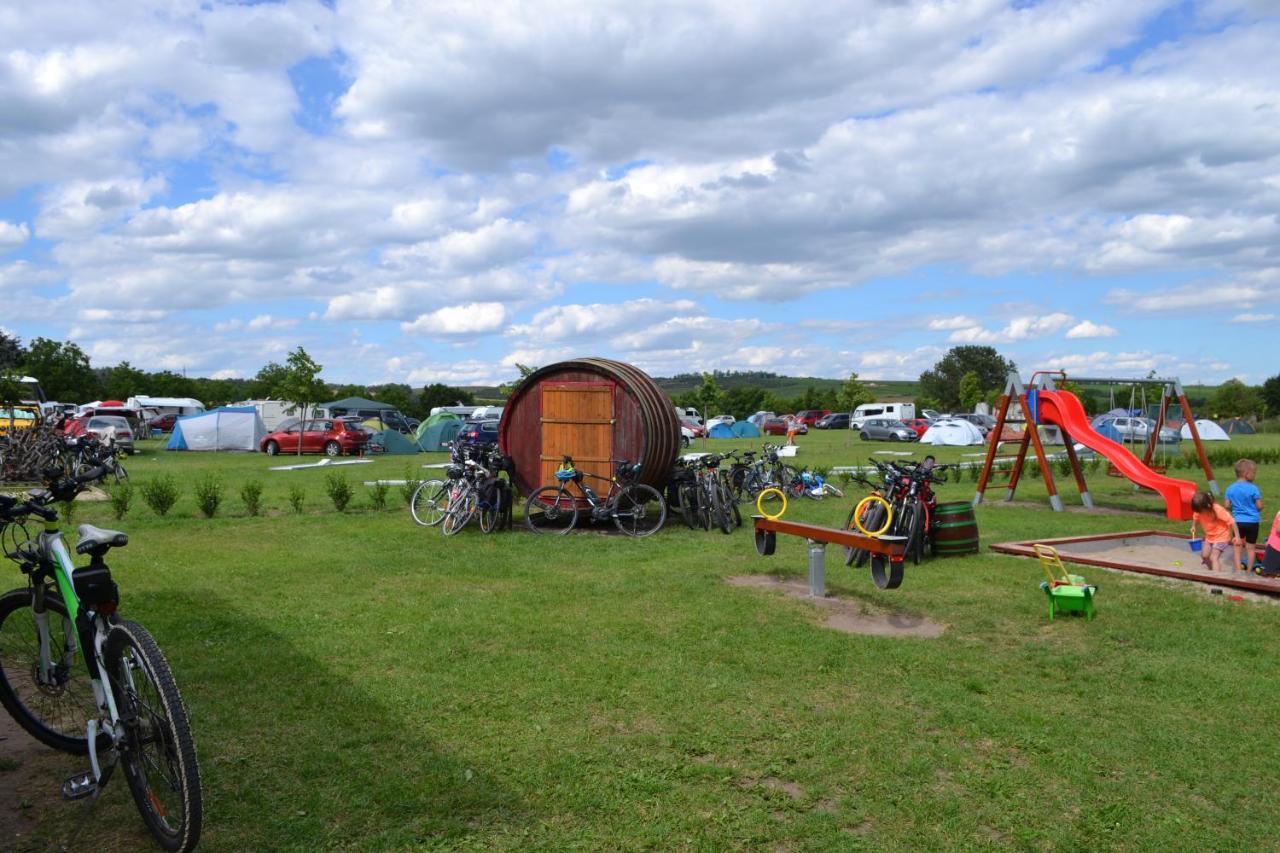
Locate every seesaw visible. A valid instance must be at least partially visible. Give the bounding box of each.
[752,488,908,595]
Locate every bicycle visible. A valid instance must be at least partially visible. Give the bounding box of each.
[525,456,667,536]
[844,459,949,567]
[0,466,202,851]
[66,435,128,484]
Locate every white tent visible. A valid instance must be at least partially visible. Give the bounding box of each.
[1181,419,1230,441]
[167,407,266,451]
[1038,425,1065,445]
[920,418,985,446]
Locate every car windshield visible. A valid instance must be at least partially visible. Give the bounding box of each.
[90,417,130,429]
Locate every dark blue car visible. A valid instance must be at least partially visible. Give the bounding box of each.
[458,419,500,445]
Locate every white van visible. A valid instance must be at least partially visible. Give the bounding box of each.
[851,402,916,428]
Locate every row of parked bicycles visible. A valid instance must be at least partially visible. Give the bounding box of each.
[409,442,516,535]
[843,458,951,567]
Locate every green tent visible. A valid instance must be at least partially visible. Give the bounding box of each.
[416,412,463,451]
[322,396,399,415]
[371,429,419,455]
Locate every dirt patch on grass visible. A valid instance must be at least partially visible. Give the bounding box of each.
[0,712,82,849]
[726,576,945,638]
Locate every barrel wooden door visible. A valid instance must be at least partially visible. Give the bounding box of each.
[539,382,615,487]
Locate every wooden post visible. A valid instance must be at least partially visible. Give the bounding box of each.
[1175,383,1218,495]
[974,382,1015,506]
[1059,424,1093,508]
[1022,390,1064,511]
[1004,428,1033,500]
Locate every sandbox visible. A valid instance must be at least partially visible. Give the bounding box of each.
[990,531,1280,595]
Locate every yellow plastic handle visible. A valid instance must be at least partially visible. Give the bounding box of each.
[852,494,893,537]
[756,488,788,521]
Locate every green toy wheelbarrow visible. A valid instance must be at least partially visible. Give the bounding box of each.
[1034,544,1097,620]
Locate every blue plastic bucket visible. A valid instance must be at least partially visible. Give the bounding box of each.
[1188,538,1203,553]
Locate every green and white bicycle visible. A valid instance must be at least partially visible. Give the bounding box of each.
[0,466,202,851]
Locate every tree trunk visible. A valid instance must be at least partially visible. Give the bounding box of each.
[297,403,307,456]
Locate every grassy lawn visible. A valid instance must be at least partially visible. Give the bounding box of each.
[6,429,1280,849]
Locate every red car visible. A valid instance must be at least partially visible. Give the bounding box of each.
[260,417,369,457]
[902,418,933,439]
[680,417,706,438]
[761,417,808,436]
[796,409,831,427]
[149,413,178,432]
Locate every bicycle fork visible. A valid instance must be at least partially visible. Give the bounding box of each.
[63,617,126,800]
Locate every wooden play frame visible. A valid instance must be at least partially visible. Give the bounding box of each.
[991,530,1280,595]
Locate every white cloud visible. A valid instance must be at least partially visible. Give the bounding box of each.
[947,313,1075,344]
[0,220,30,250]
[1231,313,1276,324]
[927,315,981,331]
[1065,320,1118,339]
[507,298,699,342]
[401,303,508,337]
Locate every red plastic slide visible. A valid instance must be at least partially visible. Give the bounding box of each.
[1033,389,1197,520]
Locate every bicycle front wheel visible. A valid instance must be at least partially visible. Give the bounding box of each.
[0,588,102,754]
[525,486,578,534]
[103,620,202,853]
[410,479,449,527]
[442,489,477,536]
[612,485,666,537]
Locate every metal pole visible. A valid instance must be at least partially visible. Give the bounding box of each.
[807,540,826,598]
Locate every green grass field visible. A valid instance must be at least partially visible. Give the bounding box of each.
[6,429,1280,849]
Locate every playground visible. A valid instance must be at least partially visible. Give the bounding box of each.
[3,395,1280,849]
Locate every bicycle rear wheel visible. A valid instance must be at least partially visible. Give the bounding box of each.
[0,588,102,754]
[525,486,579,534]
[410,479,449,527]
[612,485,667,536]
[103,620,202,853]
[442,489,477,536]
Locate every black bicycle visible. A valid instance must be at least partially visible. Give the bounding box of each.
[525,456,667,536]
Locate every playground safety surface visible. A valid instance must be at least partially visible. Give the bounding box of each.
[991,531,1280,595]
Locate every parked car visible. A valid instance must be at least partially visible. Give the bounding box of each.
[680,417,706,438]
[950,413,997,436]
[706,414,736,429]
[79,415,136,454]
[458,418,500,445]
[795,409,831,427]
[149,412,178,432]
[1097,416,1179,444]
[901,418,933,438]
[746,411,776,428]
[260,417,369,456]
[858,418,918,442]
[815,412,851,430]
[762,417,808,436]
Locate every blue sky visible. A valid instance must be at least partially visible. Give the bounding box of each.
[2,0,1278,389]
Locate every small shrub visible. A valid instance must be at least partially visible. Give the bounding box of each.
[194,475,224,519]
[400,467,421,506]
[240,479,264,516]
[288,484,306,514]
[108,481,133,520]
[140,475,180,517]
[324,472,353,512]
[369,481,389,511]
[60,500,76,523]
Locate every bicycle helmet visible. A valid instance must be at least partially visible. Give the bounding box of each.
[555,468,578,482]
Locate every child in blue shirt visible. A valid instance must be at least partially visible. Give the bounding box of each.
[1225,458,1263,571]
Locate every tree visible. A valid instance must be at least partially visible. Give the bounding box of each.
[958,371,983,412]
[1209,379,1264,419]
[0,332,23,371]
[418,383,475,418]
[0,369,24,434]
[248,361,289,399]
[695,373,723,420]
[330,384,368,401]
[723,385,767,420]
[918,346,1015,412]
[369,383,412,413]
[103,362,148,402]
[148,370,195,398]
[272,348,327,455]
[1262,374,1280,418]
[499,363,538,398]
[22,337,98,402]
[835,371,874,413]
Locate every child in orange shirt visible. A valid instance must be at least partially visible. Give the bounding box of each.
[1190,491,1241,572]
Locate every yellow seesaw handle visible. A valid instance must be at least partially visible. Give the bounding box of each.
[756,488,788,521]
[852,494,893,537]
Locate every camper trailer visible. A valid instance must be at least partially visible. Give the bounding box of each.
[851,402,916,428]
[231,399,327,432]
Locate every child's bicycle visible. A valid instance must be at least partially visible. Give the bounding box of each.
[524,456,667,536]
[0,465,202,851]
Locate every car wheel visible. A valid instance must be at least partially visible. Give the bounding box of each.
[681,435,690,448]
[859,432,870,441]
[324,441,341,457]
[889,433,899,442]
[264,440,279,456]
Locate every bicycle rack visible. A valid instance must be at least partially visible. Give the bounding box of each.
[752,516,909,593]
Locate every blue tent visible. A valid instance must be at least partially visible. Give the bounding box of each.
[731,421,761,438]
[1094,421,1123,443]
[167,406,265,451]
[708,423,735,438]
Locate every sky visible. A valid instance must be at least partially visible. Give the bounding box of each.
[1,0,1278,388]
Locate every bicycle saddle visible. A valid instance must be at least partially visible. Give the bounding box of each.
[76,524,129,554]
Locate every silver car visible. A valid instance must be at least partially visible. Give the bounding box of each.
[84,415,135,454]
[858,418,917,442]
[1099,416,1179,444]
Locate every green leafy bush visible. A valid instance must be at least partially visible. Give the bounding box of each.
[140,475,180,517]
[369,481,389,511]
[240,479,264,516]
[288,484,306,514]
[194,475,224,519]
[324,472,353,512]
[108,481,133,520]
[400,467,421,505]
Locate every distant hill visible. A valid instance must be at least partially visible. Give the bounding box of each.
[459,373,922,405]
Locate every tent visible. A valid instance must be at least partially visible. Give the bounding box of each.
[1181,419,1230,441]
[167,407,266,451]
[1094,420,1123,443]
[322,396,399,415]
[920,418,984,446]
[730,421,761,438]
[416,412,463,451]
[1038,425,1065,445]
[370,429,418,455]
[1220,417,1256,435]
[708,423,734,438]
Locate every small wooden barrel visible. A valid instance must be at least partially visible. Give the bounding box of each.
[932,501,979,556]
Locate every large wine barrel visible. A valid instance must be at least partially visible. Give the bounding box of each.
[932,501,979,556]
[498,358,680,498]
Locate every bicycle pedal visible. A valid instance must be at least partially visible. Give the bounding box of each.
[62,772,97,801]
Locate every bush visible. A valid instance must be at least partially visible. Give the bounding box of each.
[60,500,76,523]
[108,481,133,520]
[324,472,353,512]
[194,475,224,519]
[240,479,264,516]
[368,481,389,511]
[140,475,180,517]
[400,467,421,506]
[288,484,306,515]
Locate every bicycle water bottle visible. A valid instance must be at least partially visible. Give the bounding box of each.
[581,484,598,502]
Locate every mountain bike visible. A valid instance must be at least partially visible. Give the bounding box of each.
[0,466,202,851]
[844,459,948,567]
[525,456,667,536]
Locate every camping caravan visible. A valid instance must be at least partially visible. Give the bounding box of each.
[167,407,266,451]
[232,399,315,432]
[1182,419,1230,441]
[126,396,205,418]
[852,402,916,427]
